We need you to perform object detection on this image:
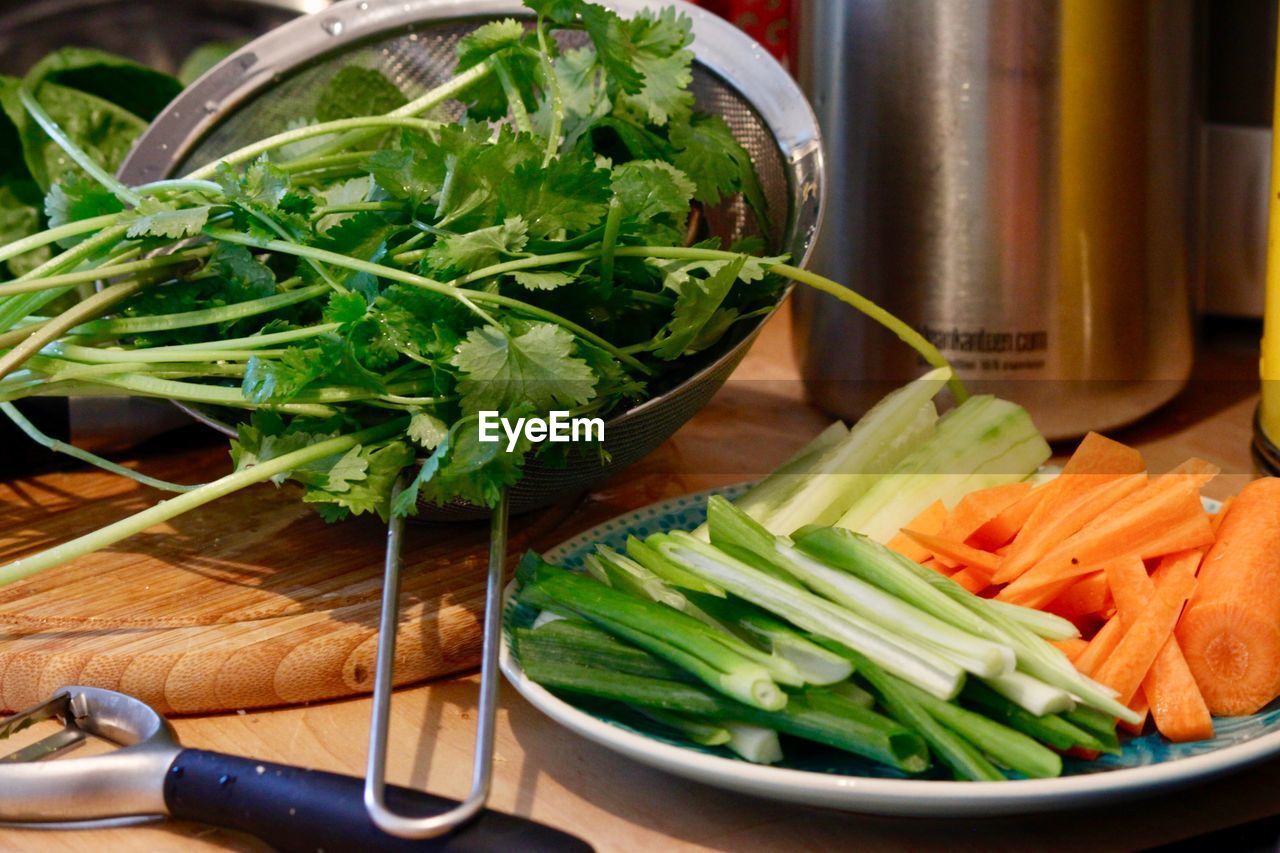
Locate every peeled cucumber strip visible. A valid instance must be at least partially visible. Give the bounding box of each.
[836,395,1051,543]
[748,368,950,536]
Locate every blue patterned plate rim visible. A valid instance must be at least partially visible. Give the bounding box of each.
[499,483,1280,816]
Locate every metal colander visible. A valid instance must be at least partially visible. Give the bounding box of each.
[118,0,824,519]
[109,0,824,839]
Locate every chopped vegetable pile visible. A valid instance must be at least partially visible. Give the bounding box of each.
[516,367,1280,775]
[0,0,958,585]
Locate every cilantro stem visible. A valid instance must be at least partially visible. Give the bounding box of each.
[611,246,969,402]
[136,179,224,196]
[0,417,409,586]
[47,342,285,363]
[71,282,326,336]
[0,277,150,381]
[17,86,142,206]
[600,199,623,288]
[0,223,135,336]
[205,228,653,375]
[534,24,564,166]
[310,201,402,221]
[0,213,119,268]
[79,373,337,415]
[278,151,377,175]
[0,401,204,493]
[494,58,533,134]
[0,248,210,295]
[184,116,442,181]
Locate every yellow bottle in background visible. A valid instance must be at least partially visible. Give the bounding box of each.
[1259,21,1280,471]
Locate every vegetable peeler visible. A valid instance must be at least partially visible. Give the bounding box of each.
[0,683,589,851]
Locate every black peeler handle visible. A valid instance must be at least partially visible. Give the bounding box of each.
[163,749,592,852]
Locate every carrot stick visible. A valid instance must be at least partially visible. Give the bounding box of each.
[1118,688,1149,736]
[1108,552,1212,741]
[969,485,1048,551]
[1178,478,1280,716]
[900,529,1001,576]
[949,567,987,594]
[887,500,948,562]
[1045,572,1111,621]
[919,557,954,577]
[1051,636,1089,662]
[938,482,1032,542]
[1093,559,1197,706]
[996,482,1214,601]
[1074,616,1124,677]
[993,472,1148,584]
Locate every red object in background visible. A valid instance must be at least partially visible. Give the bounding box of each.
[693,0,792,67]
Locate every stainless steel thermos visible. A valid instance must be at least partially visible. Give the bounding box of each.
[792,0,1196,440]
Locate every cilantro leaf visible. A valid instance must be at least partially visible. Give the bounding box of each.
[322,445,370,492]
[302,441,415,521]
[455,19,538,121]
[451,322,597,414]
[125,200,210,240]
[422,216,528,277]
[407,410,449,449]
[613,8,694,126]
[532,47,609,152]
[652,254,746,359]
[314,67,406,123]
[509,270,574,291]
[23,47,182,122]
[503,153,610,237]
[44,174,123,230]
[670,112,769,229]
[208,242,277,299]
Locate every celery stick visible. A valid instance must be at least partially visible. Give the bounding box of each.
[723,723,783,764]
[713,420,849,532]
[836,395,1051,543]
[634,707,731,747]
[626,535,725,596]
[962,682,1108,753]
[1063,707,1123,754]
[791,525,1004,640]
[518,558,791,709]
[986,599,1081,641]
[753,369,950,536]
[843,650,1005,782]
[584,549,690,611]
[823,681,875,709]
[685,592,854,685]
[657,533,967,700]
[980,670,1075,716]
[905,683,1063,779]
[518,624,690,681]
[520,652,929,773]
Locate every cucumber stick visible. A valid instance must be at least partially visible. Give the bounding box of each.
[836,395,1051,543]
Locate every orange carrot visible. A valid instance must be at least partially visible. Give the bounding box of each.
[1074,616,1124,677]
[900,529,1001,576]
[887,500,948,563]
[949,568,987,594]
[1118,688,1150,736]
[1108,551,1212,742]
[1051,636,1089,662]
[996,478,1214,602]
[993,472,1148,584]
[938,482,1032,543]
[1209,496,1234,536]
[969,485,1048,550]
[1045,572,1111,621]
[919,557,954,577]
[1178,478,1280,716]
[992,434,1145,583]
[1093,559,1197,706]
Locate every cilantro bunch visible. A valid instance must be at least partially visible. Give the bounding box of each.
[0,0,959,585]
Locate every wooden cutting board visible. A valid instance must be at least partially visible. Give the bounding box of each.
[0,440,575,714]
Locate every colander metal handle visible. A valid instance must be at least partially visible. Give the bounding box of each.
[364,481,510,839]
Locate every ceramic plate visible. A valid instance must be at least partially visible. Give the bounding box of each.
[499,485,1280,816]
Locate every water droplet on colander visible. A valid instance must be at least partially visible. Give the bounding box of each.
[238,53,257,69]
[159,143,169,151]
[321,17,344,36]
[203,100,219,114]
[357,0,369,8]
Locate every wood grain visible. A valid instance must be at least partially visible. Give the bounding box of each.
[0,449,576,713]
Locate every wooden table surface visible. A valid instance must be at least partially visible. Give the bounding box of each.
[0,305,1272,852]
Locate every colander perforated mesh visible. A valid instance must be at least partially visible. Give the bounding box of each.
[166,12,810,520]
